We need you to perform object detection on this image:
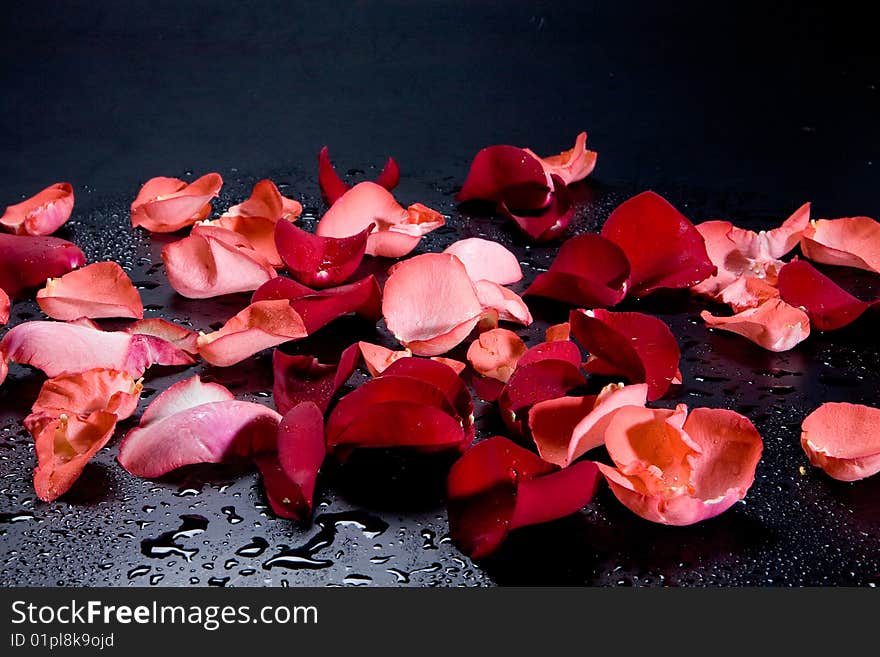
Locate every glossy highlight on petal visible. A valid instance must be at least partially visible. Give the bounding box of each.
[0,233,86,298]
[36,261,143,320]
[778,260,871,331]
[275,220,370,289]
[800,216,880,274]
[701,298,810,352]
[1,182,75,236]
[443,238,523,285]
[130,173,223,233]
[602,191,715,296]
[466,328,527,383]
[801,402,880,481]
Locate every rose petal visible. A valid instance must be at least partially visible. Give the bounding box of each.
[473,280,533,326]
[382,253,484,356]
[1,321,194,378]
[442,238,523,285]
[272,343,361,415]
[328,402,465,453]
[601,191,715,296]
[499,359,586,437]
[801,402,880,481]
[466,328,527,383]
[196,299,308,367]
[778,260,871,331]
[689,220,741,298]
[28,368,142,420]
[0,233,86,298]
[275,220,370,289]
[729,202,811,261]
[800,216,880,274]
[252,275,382,334]
[570,308,680,401]
[501,174,574,242]
[162,224,276,299]
[0,355,6,387]
[545,322,570,342]
[125,319,199,354]
[0,287,9,325]
[131,173,223,233]
[28,410,118,501]
[204,215,287,267]
[318,147,401,205]
[516,340,582,369]
[717,276,780,313]
[223,179,302,223]
[357,342,412,376]
[430,357,467,375]
[523,132,598,186]
[508,460,601,529]
[524,234,630,307]
[1,182,75,236]
[36,261,143,320]
[701,298,810,352]
[140,374,234,426]
[254,402,326,520]
[456,145,552,210]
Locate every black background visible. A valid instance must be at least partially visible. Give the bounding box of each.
[0,1,878,587]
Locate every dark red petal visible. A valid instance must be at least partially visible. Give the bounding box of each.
[570,308,680,401]
[508,460,601,530]
[778,260,871,331]
[0,287,9,325]
[501,175,574,242]
[516,340,582,369]
[254,402,326,521]
[525,234,630,306]
[457,145,552,210]
[0,233,86,298]
[467,372,506,402]
[328,402,465,452]
[274,220,370,289]
[375,157,401,191]
[272,343,360,415]
[318,146,351,204]
[498,359,586,437]
[601,191,715,296]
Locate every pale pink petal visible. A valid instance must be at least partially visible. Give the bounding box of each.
[443,238,523,285]
[701,298,810,352]
[728,202,811,261]
[690,220,741,298]
[36,261,143,320]
[140,375,234,426]
[801,402,880,481]
[466,328,527,383]
[473,280,533,326]
[800,216,880,274]
[1,182,75,236]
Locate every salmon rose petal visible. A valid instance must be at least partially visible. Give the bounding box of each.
[28,368,142,420]
[729,202,811,261]
[545,322,570,342]
[163,224,276,299]
[125,319,199,354]
[525,233,630,307]
[0,287,9,325]
[466,328,527,383]
[701,298,810,352]
[383,253,484,356]
[203,215,286,267]
[602,191,715,296]
[0,233,86,298]
[457,145,552,210]
[36,261,143,320]
[430,357,467,375]
[442,238,523,285]
[473,280,533,326]
[1,182,75,236]
[570,308,680,401]
[223,179,302,223]
[275,220,370,289]
[357,342,412,376]
[0,321,194,377]
[800,216,880,274]
[130,173,223,233]
[717,276,780,313]
[501,174,575,242]
[254,402,326,520]
[523,132,598,186]
[196,299,308,367]
[499,359,586,437]
[778,260,871,331]
[801,402,880,482]
[318,147,401,205]
[272,343,360,415]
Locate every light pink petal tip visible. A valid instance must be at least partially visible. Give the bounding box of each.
[36,261,143,320]
[801,402,880,481]
[1,182,75,236]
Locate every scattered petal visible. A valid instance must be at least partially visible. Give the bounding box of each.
[0,233,86,298]
[0,287,8,325]
[430,357,467,375]
[717,276,780,313]
[501,175,574,241]
[275,220,370,288]
[516,340,582,369]
[466,328,527,383]
[272,343,361,415]
[358,341,412,376]
[800,216,880,274]
[778,260,871,331]
[223,179,302,222]
[457,145,552,210]
[801,402,880,481]
[29,368,142,420]
[204,215,287,267]
[130,173,223,233]
[499,358,586,437]
[318,147,401,204]
[125,319,199,354]
[523,132,597,186]
[545,322,570,342]
[36,261,143,320]
[443,238,523,285]
[701,298,810,352]
[1,182,75,236]
[473,280,533,326]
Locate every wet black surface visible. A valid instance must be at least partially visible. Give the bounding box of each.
[1,2,879,586]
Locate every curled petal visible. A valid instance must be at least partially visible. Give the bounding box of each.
[690,220,741,298]
[474,280,533,326]
[29,368,142,420]
[456,145,552,210]
[223,179,302,222]
[701,298,810,352]
[443,238,523,285]
[255,402,326,520]
[0,288,9,325]
[125,318,199,354]
[525,234,630,307]
[163,224,276,299]
[318,147,401,204]
[383,253,484,356]
[1,182,74,236]
[272,343,360,415]
[602,191,715,296]
[499,359,586,437]
[140,374,234,426]
[501,175,574,242]
[545,322,570,342]
[729,202,811,261]
[800,216,880,274]
[523,132,597,186]
[36,261,143,320]
[358,342,412,376]
[570,308,680,401]
[466,328,527,383]
[778,260,871,331]
[1,321,193,378]
[205,215,286,267]
[717,276,780,313]
[29,410,118,501]
[801,402,880,481]
[0,233,86,298]
[196,299,307,367]
[517,340,582,369]
[131,173,222,233]
[275,220,370,289]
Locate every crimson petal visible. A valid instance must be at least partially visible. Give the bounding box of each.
[274,220,370,289]
[601,191,715,296]
[0,288,9,325]
[272,343,360,415]
[457,145,551,210]
[501,174,574,242]
[319,147,402,205]
[0,233,86,298]
[498,359,586,437]
[778,260,872,331]
[516,340,582,369]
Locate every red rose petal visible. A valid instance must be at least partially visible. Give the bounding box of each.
[701,298,810,352]
[196,299,308,367]
[254,402,326,520]
[275,220,370,289]
[466,328,527,383]
[29,368,142,421]
[318,147,401,205]
[442,238,523,285]
[36,261,143,320]
[801,402,880,482]
[501,174,574,242]
[0,288,9,325]
[523,132,598,186]
[383,253,484,356]
[525,233,630,307]
[473,280,533,326]
[778,259,871,331]
[1,182,75,236]
[163,224,277,299]
[272,343,360,415]
[0,233,86,298]
[357,342,411,376]
[329,402,465,453]
[223,179,302,223]
[516,340,582,369]
[508,460,601,530]
[456,145,552,210]
[499,358,586,437]
[130,173,223,233]
[570,308,680,401]
[601,191,715,296]
[800,216,880,274]
[125,319,199,354]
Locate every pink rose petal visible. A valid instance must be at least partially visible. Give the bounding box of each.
[701,298,810,352]
[1,182,75,236]
[125,319,199,354]
[523,132,597,186]
[443,238,523,285]
[36,261,143,320]
[801,402,880,482]
[466,328,527,383]
[473,279,533,326]
[130,173,223,233]
[800,216,880,274]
